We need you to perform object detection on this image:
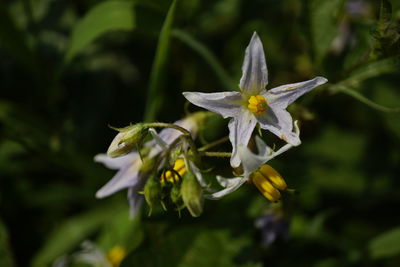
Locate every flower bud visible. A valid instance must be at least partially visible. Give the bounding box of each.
[107,123,148,158]
[144,174,162,212]
[181,171,203,217]
[170,183,182,206]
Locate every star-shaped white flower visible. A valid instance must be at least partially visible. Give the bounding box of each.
[205,122,299,200]
[183,32,327,167]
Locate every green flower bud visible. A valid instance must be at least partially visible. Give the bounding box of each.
[107,123,148,158]
[181,171,203,217]
[144,174,162,214]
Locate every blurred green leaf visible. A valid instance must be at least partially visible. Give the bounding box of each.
[172,29,236,91]
[310,0,344,64]
[32,203,124,267]
[369,227,400,259]
[122,225,255,267]
[97,209,144,253]
[330,56,400,112]
[0,219,14,267]
[335,86,400,113]
[65,0,135,63]
[144,0,178,122]
[0,2,37,72]
[341,56,400,86]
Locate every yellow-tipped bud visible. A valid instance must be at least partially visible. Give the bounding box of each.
[161,158,186,183]
[259,165,287,190]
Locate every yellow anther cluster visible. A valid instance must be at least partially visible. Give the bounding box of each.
[251,165,287,202]
[107,246,126,267]
[247,95,268,115]
[161,158,186,183]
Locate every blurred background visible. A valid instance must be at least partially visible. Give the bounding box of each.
[0,0,400,266]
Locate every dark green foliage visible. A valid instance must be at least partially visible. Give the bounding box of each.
[0,0,399,266]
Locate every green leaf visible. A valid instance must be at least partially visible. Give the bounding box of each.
[143,0,178,122]
[329,56,400,112]
[0,219,15,267]
[0,3,37,73]
[97,209,144,253]
[369,227,400,259]
[342,56,400,84]
[32,203,124,267]
[309,0,344,64]
[65,0,135,63]
[335,86,400,113]
[172,29,236,91]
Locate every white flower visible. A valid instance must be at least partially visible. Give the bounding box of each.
[183,32,327,167]
[205,122,299,200]
[95,116,199,217]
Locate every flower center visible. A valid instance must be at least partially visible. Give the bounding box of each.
[247,95,268,115]
[161,158,186,183]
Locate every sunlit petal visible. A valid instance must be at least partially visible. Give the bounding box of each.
[239,32,268,95]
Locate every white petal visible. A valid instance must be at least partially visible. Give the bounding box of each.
[239,133,298,176]
[95,160,141,198]
[149,128,168,149]
[216,176,246,188]
[238,136,273,176]
[94,153,138,170]
[145,115,200,156]
[183,91,242,119]
[204,176,247,200]
[266,77,327,109]
[127,186,144,218]
[257,107,301,146]
[229,109,257,167]
[239,32,268,95]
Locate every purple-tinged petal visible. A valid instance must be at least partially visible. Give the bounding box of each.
[265,77,327,109]
[96,160,142,198]
[94,153,138,170]
[183,91,242,119]
[127,185,145,218]
[240,32,268,95]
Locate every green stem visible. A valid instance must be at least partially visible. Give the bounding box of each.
[199,151,231,158]
[198,136,229,152]
[147,122,191,136]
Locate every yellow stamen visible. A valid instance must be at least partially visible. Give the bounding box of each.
[161,158,186,183]
[251,171,281,202]
[247,95,268,115]
[107,246,126,267]
[259,165,287,190]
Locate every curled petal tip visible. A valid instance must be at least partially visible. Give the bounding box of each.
[316,76,328,84]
